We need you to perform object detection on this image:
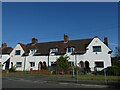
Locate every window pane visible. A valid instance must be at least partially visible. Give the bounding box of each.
[50,48,58,53]
[15,50,21,55]
[16,62,22,67]
[95,62,104,68]
[93,46,101,52]
[30,62,35,67]
[67,47,74,53]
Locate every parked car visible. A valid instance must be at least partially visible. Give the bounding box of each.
[58,71,65,75]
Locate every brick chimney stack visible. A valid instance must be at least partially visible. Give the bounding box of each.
[2,42,7,49]
[64,34,69,43]
[104,37,108,46]
[32,38,38,44]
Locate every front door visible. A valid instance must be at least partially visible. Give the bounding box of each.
[5,59,10,70]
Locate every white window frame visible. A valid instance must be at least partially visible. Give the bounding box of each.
[16,62,22,68]
[30,62,35,67]
[93,46,102,52]
[95,61,104,68]
[29,49,36,55]
[50,48,58,55]
[66,47,75,53]
[15,50,21,55]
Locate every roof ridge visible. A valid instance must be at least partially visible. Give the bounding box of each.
[36,38,93,44]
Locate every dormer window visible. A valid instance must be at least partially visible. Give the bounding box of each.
[66,47,75,53]
[15,50,21,55]
[30,49,36,55]
[50,48,58,55]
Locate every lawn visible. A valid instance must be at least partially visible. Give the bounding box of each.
[2,71,120,81]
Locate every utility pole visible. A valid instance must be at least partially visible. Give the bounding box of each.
[24,56,26,71]
[75,52,78,82]
[48,53,49,68]
[72,62,75,78]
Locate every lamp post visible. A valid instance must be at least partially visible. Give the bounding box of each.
[48,53,50,69]
[24,56,26,71]
[75,52,78,82]
[72,61,75,78]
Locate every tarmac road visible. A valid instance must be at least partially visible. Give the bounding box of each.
[2,75,119,89]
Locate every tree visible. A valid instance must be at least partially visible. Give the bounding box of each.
[56,55,71,73]
[114,47,120,57]
[111,47,120,68]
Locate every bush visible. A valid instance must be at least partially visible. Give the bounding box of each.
[96,66,120,76]
[9,66,16,72]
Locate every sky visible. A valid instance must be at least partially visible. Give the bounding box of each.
[2,2,118,55]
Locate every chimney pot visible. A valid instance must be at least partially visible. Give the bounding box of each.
[2,43,7,49]
[64,34,69,43]
[104,37,108,46]
[32,38,38,44]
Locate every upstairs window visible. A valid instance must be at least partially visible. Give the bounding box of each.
[66,47,75,53]
[15,50,21,55]
[93,46,101,52]
[30,49,36,55]
[50,48,58,54]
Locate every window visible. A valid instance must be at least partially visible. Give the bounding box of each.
[66,47,74,53]
[16,62,22,67]
[95,62,104,68]
[93,46,101,52]
[30,62,35,67]
[15,50,21,55]
[50,48,58,54]
[51,62,56,67]
[68,61,74,66]
[30,49,36,55]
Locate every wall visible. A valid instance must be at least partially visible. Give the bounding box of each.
[84,37,112,71]
[10,44,25,71]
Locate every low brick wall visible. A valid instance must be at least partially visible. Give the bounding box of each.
[30,70,53,74]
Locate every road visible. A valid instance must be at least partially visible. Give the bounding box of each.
[2,75,119,89]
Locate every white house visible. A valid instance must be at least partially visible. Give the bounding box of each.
[7,35,112,71]
[0,43,13,70]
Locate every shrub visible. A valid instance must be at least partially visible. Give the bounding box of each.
[96,66,120,76]
[9,66,16,72]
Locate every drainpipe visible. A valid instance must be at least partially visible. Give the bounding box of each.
[48,53,49,68]
[24,56,26,71]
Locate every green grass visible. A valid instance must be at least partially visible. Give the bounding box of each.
[2,72,120,81]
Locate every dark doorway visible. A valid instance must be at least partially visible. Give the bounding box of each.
[79,61,84,72]
[5,58,10,70]
[38,61,43,70]
[43,61,47,70]
[85,61,90,73]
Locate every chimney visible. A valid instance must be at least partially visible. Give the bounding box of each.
[104,37,108,46]
[32,38,38,44]
[64,34,69,43]
[2,43,7,49]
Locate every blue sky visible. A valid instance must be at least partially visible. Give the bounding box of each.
[2,2,118,55]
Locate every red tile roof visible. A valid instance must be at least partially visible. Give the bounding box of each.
[21,38,93,56]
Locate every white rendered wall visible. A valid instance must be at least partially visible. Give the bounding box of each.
[0,55,10,70]
[84,37,112,71]
[10,44,25,71]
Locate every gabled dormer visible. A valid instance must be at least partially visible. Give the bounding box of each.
[29,49,37,55]
[66,47,75,53]
[86,36,112,54]
[10,43,26,57]
[50,48,58,55]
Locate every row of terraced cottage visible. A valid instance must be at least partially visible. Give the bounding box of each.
[0,35,112,72]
